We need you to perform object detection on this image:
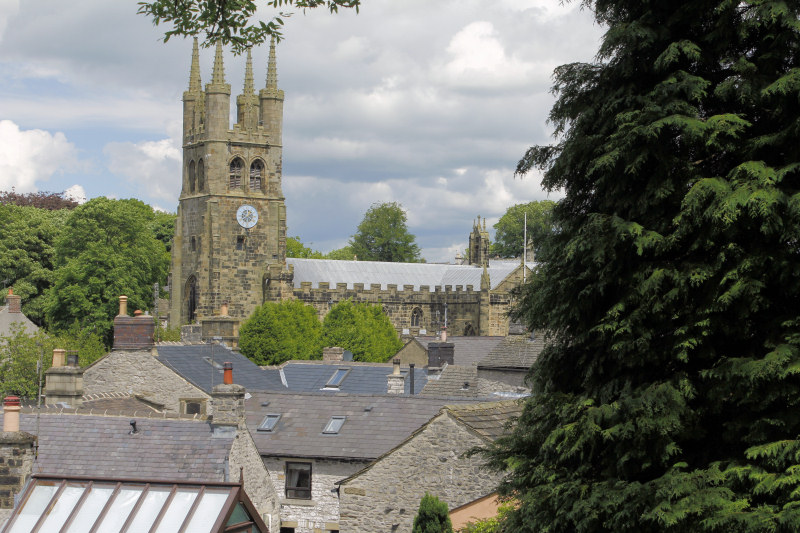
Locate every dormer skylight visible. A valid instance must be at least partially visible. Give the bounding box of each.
[258,414,281,432]
[203,356,224,370]
[322,416,346,434]
[324,368,350,389]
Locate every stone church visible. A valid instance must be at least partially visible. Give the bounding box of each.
[168,41,531,342]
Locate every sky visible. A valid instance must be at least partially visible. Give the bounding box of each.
[0,0,604,262]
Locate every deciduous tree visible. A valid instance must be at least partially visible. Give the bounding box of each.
[486,1,800,531]
[322,299,401,362]
[46,198,170,343]
[239,299,323,364]
[349,202,421,263]
[286,236,324,259]
[491,200,555,259]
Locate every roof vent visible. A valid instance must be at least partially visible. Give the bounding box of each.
[129,420,139,435]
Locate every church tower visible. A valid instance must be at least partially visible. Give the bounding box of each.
[468,216,490,267]
[169,38,287,326]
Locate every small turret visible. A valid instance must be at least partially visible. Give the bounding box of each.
[183,38,204,140]
[469,216,490,267]
[259,36,284,143]
[236,48,259,130]
[205,41,231,137]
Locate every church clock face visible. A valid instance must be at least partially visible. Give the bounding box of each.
[236,205,259,229]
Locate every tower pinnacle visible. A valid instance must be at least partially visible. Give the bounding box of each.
[266,36,278,91]
[211,41,226,86]
[188,38,202,93]
[243,47,255,96]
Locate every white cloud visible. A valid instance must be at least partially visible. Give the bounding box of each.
[104,139,181,202]
[0,0,19,41]
[64,184,87,204]
[0,119,79,192]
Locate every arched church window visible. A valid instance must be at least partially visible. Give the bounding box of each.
[197,159,205,191]
[250,160,264,191]
[411,307,423,328]
[229,158,244,189]
[188,161,196,193]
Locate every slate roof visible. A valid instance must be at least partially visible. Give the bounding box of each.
[414,336,504,366]
[477,332,544,370]
[157,343,285,393]
[245,391,471,460]
[0,305,38,336]
[420,366,481,398]
[3,412,232,481]
[447,400,525,441]
[280,361,428,394]
[287,258,533,291]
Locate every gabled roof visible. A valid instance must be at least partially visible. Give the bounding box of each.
[287,258,534,291]
[245,391,472,460]
[2,412,233,481]
[415,336,504,366]
[0,305,38,336]
[157,344,284,393]
[280,361,428,394]
[477,332,544,370]
[446,399,525,440]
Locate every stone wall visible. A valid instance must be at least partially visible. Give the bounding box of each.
[263,456,368,533]
[228,428,279,527]
[0,431,35,513]
[83,350,209,412]
[338,413,501,533]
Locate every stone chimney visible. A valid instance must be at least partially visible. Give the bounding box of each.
[323,347,344,363]
[45,349,84,408]
[211,363,246,429]
[387,358,405,395]
[0,397,36,512]
[428,342,455,369]
[113,295,155,350]
[6,288,20,314]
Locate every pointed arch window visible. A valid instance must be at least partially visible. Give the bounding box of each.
[411,307,423,328]
[197,159,205,191]
[250,160,264,191]
[188,161,196,193]
[229,158,244,189]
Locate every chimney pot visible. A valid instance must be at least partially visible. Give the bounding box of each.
[118,295,128,317]
[133,309,143,317]
[392,358,401,375]
[52,349,66,368]
[66,351,79,367]
[441,327,447,342]
[220,302,229,316]
[3,396,21,432]
[223,361,233,385]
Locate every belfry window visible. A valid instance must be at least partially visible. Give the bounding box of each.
[250,160,264,191]
[229,158,244,189]
[411,307,423,327]
[197,159,205,191]
[188,161,196,193]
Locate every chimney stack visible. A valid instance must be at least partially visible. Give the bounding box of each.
[387,359,406,394]
[113,295,155,350]
[6,289,20,314]
[211,366,246,430]
[3,396,20,433]
[0,396,35,512]
[323,347,344,363]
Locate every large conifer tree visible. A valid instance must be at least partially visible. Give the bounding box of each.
[488,1,800,531]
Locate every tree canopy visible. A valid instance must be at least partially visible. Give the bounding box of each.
[491,200,556,259]
[349,202,422,263]
[322,299,402,362]
[238,299,323,364]
[412,493,453,533]
[486,1,800,531]
[286,236,324,259]
[138,0,361,52]
[46,198,170,343]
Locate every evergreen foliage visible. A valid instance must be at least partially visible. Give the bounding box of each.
[321,299,402,362]
[412,493,453,533]
[239,299,323,364]
[485,1,800,531]
[349,202,422,263]
[45,198,170,344]
[491,200,556,259]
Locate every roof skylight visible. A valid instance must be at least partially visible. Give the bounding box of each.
[257,414,281,432]
[325,368,350,388]
[322,416,346,434]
